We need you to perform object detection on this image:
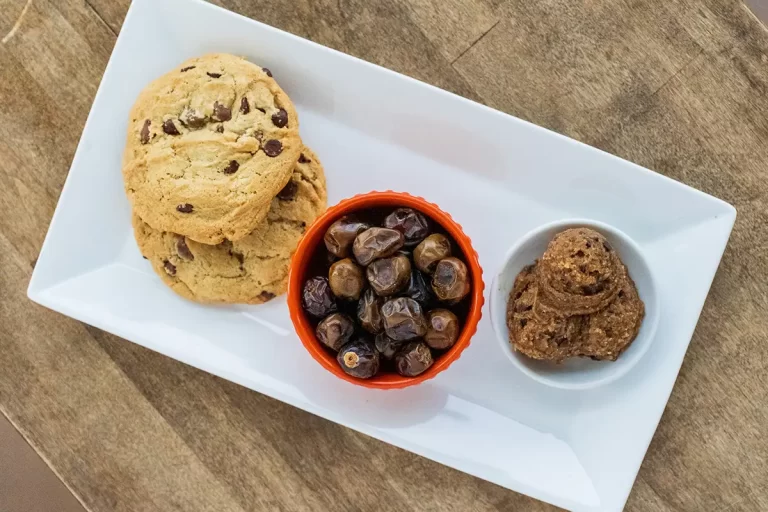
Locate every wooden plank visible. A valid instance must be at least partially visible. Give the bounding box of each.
[452,0,703,136]
[218,0,483,100]
[0,0,115,261]
[82,0,126,35]
[0,233,248,512]
[0,412,87,512]
[396,0,501,62]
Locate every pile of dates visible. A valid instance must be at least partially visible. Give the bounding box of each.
[302,207,471,379]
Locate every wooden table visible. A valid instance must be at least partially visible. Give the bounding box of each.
[1,0,767,510]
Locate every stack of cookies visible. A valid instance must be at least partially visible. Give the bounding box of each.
[123,54,327,304]
[506,228,644,362]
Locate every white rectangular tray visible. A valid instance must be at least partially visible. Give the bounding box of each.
[28,0,736,510]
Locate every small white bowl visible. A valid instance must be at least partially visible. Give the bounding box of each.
[490,219,660,390]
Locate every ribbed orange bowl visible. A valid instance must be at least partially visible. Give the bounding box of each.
[287,191,484,389]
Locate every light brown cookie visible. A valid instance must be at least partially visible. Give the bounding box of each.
[537,228,622,315]
[123,53,302,244]
[134,147,327,304]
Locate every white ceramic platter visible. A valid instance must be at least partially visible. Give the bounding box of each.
[28,0,736,510]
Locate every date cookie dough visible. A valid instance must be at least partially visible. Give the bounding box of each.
[506,228,645,363]
[578,266,644,361]
[507,264,585,362]
[537,228,622,315]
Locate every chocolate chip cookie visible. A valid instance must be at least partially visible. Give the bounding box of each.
[134,147,327,304]
[123,53,302,245]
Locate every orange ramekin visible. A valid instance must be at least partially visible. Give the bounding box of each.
[287,191,484,390]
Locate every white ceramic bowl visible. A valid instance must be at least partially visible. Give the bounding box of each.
[490,219,660,390]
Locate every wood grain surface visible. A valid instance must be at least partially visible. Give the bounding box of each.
[1,0,767,510]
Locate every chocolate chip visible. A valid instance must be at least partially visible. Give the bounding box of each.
[216,125,224,133]
[271,108,288,128]
[163,260,177,276]
[162,119,180,135]
[175,236,194,261]
[140,119,151,144]
[259,291,276,301]
[207,72,222,78]
[298,153,311,163]
[256,107,266,113]
[276,180,298,200]
[176,203,194,213]
[180,108,206,129]
[212,102,231,122]
[180,66,196,72]
[519,318,528,328]
[263,139,282,157]
[142,255,148,260]
[223,160,240,174]
[228,249,245,270]
[262,67,272,77]
[240,97,250,114]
